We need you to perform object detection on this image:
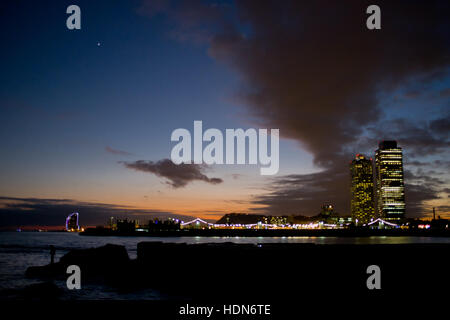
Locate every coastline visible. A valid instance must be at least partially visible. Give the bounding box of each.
[20,241,450,301]
[80,228,450,238]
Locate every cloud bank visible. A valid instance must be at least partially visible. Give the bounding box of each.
[105,146,133,156]
[121,159,223,188]
[0,196,195,228]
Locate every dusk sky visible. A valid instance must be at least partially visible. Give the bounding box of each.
[0,0,449,227]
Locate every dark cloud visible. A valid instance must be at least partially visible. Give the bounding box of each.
[403,169,448,217]
[142,0,450,216]
[439,88,450,98]
[0,196,194,229]
[406,160,429,167]
[120,159,223,188]
[429,116,450,138]
[148,0,450,166]
[403,90,421,99]
[406,160,450,171]
[251,163,349,215]
[434,160,450,170]
[105,146,133,156]
[404,169,446,187]
[404,184,441,218]
[367,116,450,157]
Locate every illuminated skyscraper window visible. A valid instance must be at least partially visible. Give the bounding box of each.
[350,154,375,225]
[375,141,405,222]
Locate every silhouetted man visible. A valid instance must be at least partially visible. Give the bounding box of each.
[50,245,56,264]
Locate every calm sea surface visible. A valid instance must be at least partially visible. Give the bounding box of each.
[1,232,449,299]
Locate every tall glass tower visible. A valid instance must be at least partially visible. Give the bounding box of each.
[375,141,405,222]
[350,154,375,225]
[65,212,79,231]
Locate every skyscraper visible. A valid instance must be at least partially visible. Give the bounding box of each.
[350,154,375,225]
[66,212,79,231]
[375,141,405,222]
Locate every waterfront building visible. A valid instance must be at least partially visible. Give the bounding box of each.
[215,213,266,225]
[375,141,405,222]
[318,204,336,224]
[266,216,288,226]
[350,154,375,225]
[66,212,79,231]
[321,204,334,217]
[116,219,138,233]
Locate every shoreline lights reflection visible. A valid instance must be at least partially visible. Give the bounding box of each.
[179,217,398,230]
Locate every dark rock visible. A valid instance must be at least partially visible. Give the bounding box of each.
[25,263,63,278]
[26,244,131,285]
[22,282,63,299]
[59,243,129,270]
[135,242,450,299]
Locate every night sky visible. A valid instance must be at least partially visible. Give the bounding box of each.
[0,0,449,228]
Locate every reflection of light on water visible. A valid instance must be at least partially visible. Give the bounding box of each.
[1,232,450,298]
